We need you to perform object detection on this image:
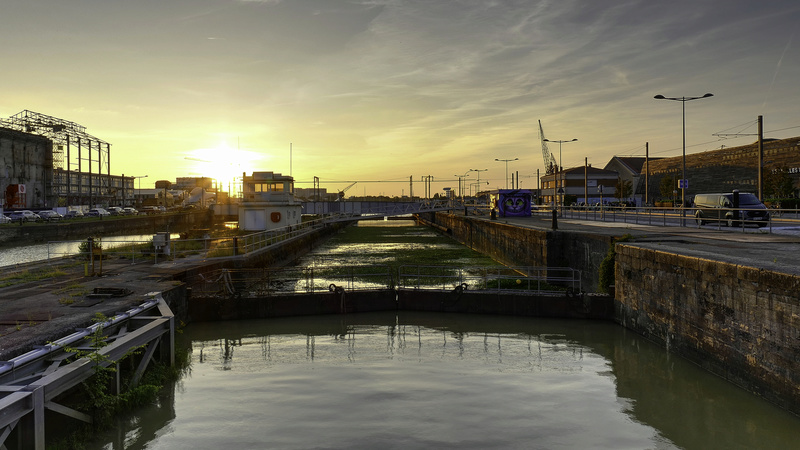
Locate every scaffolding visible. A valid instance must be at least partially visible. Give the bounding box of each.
[1,110,131,207]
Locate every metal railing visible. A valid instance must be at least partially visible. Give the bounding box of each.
[398,265,581,294]
[189,265,582,297]
[525,205,800,233]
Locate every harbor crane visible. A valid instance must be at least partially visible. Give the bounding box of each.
[337,182,357,201]
[539,120,558,175]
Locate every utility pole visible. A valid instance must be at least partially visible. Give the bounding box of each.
[758,115,764,201]
[645,142,649,206]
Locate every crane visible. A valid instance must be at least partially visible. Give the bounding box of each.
[337,182,357,201]
[539,120,558,175]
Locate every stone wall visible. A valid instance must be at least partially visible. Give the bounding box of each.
[614,243,800,414]
[421,212,614,292]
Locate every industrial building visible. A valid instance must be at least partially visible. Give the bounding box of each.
[0,110,134,210]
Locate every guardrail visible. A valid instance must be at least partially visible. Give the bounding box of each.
[188,265,582,297]
[525,205,800,233]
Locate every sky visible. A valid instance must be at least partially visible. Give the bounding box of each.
[2,0,799,196]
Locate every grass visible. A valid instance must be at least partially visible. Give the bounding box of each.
[0,267,68,287]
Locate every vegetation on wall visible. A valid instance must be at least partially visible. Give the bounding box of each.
[598,234,633,294]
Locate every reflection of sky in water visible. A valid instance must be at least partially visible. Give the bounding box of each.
[0,234,179,267]
[114,318,676,450]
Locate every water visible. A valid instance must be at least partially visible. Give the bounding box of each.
[0,233,178,268]
[85,313,800,449]
[81,220,800,449]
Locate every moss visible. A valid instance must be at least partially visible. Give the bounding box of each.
[598,234,633,294]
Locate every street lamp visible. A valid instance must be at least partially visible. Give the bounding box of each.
[454,172,471,200]
[134,175,148,207]
[468,169,488,196]
[495,158,518,189]
[654,93,714,226]
[543,138,577,211]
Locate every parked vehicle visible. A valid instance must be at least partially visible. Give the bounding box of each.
[107,206,124,216]
[8,210,40,222]
[122,207,138,215]
[140,206,161,215]
[37,210,63,221]
[64,210,84,219]
[0,214,11,224]
[86,208,111,217]
[694,192,770,227]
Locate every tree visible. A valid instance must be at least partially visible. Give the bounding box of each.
[764,167,795,198]
[615,178,632,201]
[659,175,675,200]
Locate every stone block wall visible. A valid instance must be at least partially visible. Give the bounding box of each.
[423,212,614,292]
[615,243,800,414]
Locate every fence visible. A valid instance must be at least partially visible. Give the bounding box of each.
[189,265,582,297]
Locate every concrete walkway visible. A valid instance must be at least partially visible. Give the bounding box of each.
[485,212,800,276]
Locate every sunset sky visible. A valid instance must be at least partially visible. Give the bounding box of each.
[2,0,799,196]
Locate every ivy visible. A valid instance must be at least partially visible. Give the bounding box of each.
[598,234,633,294]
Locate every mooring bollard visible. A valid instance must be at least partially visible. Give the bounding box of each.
[551,209,558,230]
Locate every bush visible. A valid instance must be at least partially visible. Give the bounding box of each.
[598,234,633,294]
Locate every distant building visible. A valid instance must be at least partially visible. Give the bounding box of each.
[604,156,663,206]
[641,136,800,201]
[1,112,134,209]
[540,166,619,206]
[239,171,302,231]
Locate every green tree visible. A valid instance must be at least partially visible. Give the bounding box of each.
[615,178,632,201]
[659,175,676,200]
[764,167,795,198]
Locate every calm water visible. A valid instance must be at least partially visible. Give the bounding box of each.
[0,233,179,268]
[82,221,800,449]
[86,312,800,449]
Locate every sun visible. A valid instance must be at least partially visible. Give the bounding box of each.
[186,142,266,194]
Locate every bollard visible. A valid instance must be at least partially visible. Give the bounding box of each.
[551,209,558,230]
[490,209,497,220]
[233,237,239,256]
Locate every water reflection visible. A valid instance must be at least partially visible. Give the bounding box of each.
[86,313,800,449]
[0,233,179,267]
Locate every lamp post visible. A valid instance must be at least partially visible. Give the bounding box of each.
[654,93,713,226]
[543,138,577,212]
[468,169,488,196]
[454,172,471,200]
[134,175,148,207]
[495,158,518,189]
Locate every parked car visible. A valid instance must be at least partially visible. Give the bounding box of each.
[64,210,84,219]
[694,192,770,227]
[0,214,11,224]
[8,210,40,222]
[140,206,161,215]
[37,210,63,221]
[86,208,111,217]
[122,207,138,215]
[107,206,124,216]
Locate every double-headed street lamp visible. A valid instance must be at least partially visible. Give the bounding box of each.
[495,158,518,189]
[654,92,714,226]
[543,138,577,210]
[469,168,488,196]
[454,171,471,200]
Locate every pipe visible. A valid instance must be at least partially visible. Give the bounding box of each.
[0,294,163,376]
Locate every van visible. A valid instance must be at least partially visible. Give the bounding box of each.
[694,192,770,227]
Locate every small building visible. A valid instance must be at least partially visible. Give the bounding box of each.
[239,171,302,231]
[540,166,619,206]
[490,189,532,217]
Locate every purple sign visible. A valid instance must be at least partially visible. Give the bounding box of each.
[495,190,531,217]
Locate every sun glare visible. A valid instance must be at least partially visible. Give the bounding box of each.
[186,143,266,194]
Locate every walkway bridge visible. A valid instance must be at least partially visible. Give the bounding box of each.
[302,199,459,222]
